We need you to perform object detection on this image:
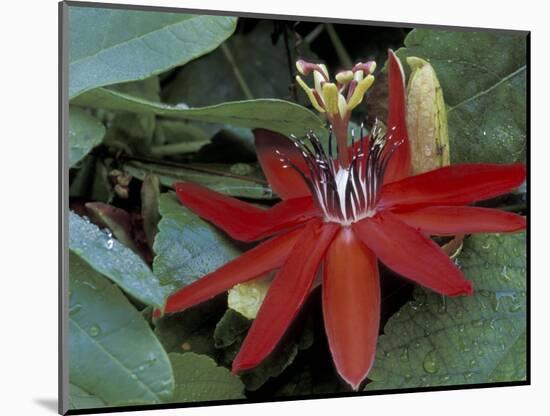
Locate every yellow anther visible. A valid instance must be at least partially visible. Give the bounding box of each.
[338,93,347,118]
[368,62,377,74]
[346,74,375,111]
[313,70,325,94]
[336,70,354,85]
[322,82,340,115]
[296,60,307,75]
[296,75,326,113]
[318,64,329,79]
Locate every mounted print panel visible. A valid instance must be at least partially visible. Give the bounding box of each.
[60,1,528,414]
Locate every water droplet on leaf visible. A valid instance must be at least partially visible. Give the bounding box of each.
[89,325,100,337]
[423,351,440,374]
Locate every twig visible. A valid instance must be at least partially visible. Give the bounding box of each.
[304,24,325,44]
[221,43,254,100]
[325,23,353,68]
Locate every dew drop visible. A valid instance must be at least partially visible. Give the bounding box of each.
[464,372,473,381]
[423,350,440,374]
[102,229,114,250]
[472,319,484,328]
[400,348,409,362]
[469,359,477,368]
[89,325,100,337]
[439,375,450,383]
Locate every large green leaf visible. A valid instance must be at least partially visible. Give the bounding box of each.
[69,211,166,308]
[73,87,325,137]
[123,160,273,200]
[168,353,245,403]
[162,21,309,106]
[366,232,526,391]
[396,29,526,164]
[153,193,240,293]
[69,107,105,167]
[69,383,106,409]
[68,7,236,98]
[69,253,174,407]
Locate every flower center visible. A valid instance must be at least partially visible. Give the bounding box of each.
[278,121,402,226]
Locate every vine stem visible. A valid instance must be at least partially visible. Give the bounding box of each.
[121,154,268,185]
[325,24,353,69]
[149,141,210,156]
[221,43,255,100]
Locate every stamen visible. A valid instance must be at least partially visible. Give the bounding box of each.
[278,121,399,226]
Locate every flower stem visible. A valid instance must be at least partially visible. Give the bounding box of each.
[221,43,254,100]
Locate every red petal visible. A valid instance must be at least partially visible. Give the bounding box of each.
[383,50,411,184]
[163,227,305,314]
[323,228,380,390]
[379,163,526,209]
[175,182,318,242]
[393,206,526,236]
[254,128,311,199]
[353,212,472,296]
[232,220,339,372]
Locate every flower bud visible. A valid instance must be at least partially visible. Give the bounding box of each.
[228,276,272,319]
[406,57,450,174]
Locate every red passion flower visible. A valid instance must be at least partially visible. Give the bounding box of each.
[161,51,526,390]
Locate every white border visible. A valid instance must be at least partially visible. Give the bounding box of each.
[3,0,548,415]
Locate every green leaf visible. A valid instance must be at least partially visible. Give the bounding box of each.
[69,383,106,409]
[124,160,273,200]
[69,211,166,308]
[214,309,314,391]
[163,21,307,106]
[69,253,174,407]
[68,7,236,98]
[213,309,252,349]
[153,193,240,293]
[73,86,326,137]
[396,29,526,164]
[168,353,245,403]
[108,77,161,153]
[69,107,106,167]
[155,297,227,357]
[365,232,526,391]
